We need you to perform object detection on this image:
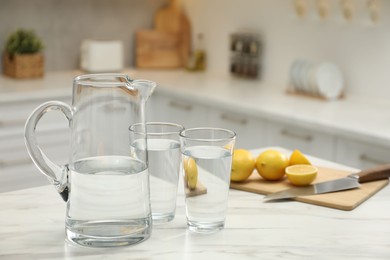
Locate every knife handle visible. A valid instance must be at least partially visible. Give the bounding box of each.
[356,164,390,183]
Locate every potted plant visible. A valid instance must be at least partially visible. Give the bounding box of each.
[3,29,44,78]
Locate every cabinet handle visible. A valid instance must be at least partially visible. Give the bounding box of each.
[169,101,193,111]
[0,118,26,127]
[360,154,388,165]
[104,104,126,113]
[220,114,247,125]
[0,157,32,168]
[281,129,313,142]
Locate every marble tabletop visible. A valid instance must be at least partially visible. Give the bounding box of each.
[1,148,390,259]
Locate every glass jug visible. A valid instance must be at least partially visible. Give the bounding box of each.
[24,74,156,247]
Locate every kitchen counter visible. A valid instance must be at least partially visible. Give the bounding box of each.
[1,69,389,148]
[0,70,79,103]
[1,148,389,259]
[131,69,390,148]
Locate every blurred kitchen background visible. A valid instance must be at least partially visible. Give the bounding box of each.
[1,0,389,96]
[1,0,390,191]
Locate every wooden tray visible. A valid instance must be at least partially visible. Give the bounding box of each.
[230,166,388,211]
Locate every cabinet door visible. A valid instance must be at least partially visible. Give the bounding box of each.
[336,138,390,169]
[209,108,267,149]
[147,93,209,128]
[266,121,335,160]
[0,96,71,133]
[146,95,158,122]
[0,96,71,192]
[0,127,70,192]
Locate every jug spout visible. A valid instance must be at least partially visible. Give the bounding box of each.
[130,80,157,101]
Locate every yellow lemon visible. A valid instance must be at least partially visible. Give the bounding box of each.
[289,149,311,166]
[255,149,289,181]
[286,164,318,186]
[231,149,255,182]
[183,157,198,189]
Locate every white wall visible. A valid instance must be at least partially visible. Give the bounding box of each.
[183,0,390,98]
[0,0,166,70]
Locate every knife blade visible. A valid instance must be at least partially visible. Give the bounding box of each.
[263,164,390,201]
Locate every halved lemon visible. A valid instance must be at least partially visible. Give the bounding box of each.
[285,164,318,186]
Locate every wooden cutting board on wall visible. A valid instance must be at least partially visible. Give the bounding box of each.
[154,0,183,34]
[230,166,388,211]
[136,30,182,68]
[136,0,191,68]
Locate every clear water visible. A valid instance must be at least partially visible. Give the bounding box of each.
[182,146,232,232]
[133,138,181,223]
[66,156,152,247]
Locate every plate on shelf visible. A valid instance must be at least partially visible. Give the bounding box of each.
[315,62,344,100]
[290,60,304,91]
[300,61,313,94]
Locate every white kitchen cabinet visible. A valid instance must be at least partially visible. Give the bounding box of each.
[0,97,70,132]
[208,108,267,149]
[335,138,390,169]
[148,94,268,150]
[146,95,157,122]
[0,96,71,192]
[0,127,70,192]
[265,121,336,160]
[147,93,210,128]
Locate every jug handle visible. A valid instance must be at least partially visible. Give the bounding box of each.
[24,101,72,202]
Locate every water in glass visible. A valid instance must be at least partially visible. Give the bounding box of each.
[132,138,181,223]
[182,146,232,232]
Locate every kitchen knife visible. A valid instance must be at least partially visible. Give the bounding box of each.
[263,164,390,201]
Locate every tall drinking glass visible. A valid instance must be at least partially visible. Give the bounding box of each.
[130,122,184,224]
[179,127,236,233]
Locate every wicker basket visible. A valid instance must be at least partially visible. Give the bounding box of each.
[3,52,44,78]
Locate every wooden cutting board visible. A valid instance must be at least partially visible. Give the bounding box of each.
[135,0,191,68]
[154,0,191,66]
[154,0,183,34]
[230,166,388,211]
[136,30,182,68]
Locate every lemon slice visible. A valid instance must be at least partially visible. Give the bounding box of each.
[183,157,198,190]
[285,164,318,186]
[289,149,311,166]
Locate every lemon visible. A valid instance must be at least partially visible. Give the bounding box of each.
[286,164,318,186]
[231,149,255,182]
[183,157,198,189]
[255,149,289,181]
[289,149,311,166]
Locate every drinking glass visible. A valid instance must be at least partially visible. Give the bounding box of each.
[130,122,184,224]
[179,127,236,233]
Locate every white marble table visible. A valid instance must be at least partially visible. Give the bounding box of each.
[1,148,390,259]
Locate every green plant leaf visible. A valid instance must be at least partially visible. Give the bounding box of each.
[4,29,44,55]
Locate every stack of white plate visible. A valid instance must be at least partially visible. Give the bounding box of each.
[289,60,344,100]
